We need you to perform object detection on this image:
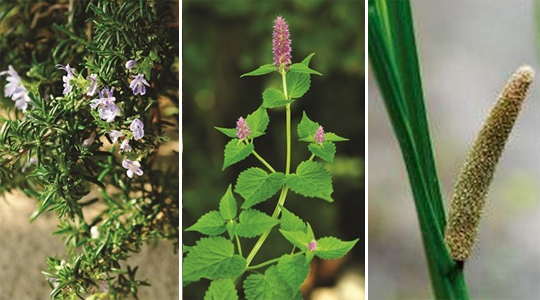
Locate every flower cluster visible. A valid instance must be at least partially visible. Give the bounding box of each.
[236,117,251,140]
[54,60,150,179]
[314,126,325,144]
[272,16,292,70]
[0,65,31,112]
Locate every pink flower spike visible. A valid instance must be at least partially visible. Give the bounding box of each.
[314,126,325,144]
[307,240,317,252]
[236,117,251,140]
[272,16,292,70]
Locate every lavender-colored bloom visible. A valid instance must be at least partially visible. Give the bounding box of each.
[12,89,30,112]
[98,103,120,122]
[90,226,100,239]
[129,74,150,95]
[90,87,116,109]
[314,126,325,144]
[130,118,144,140]
[22,157,37,172]
[0,66,31,112]
[48,277,59,289]
[272,16,292,70]
[56,64,75,94]
[307,240,317,252]
[109,130,123,144]
[82,137,95,148]
[120,139,132,152]
[236,117,251,140]
[86,74,98,96]
[122,159,143,178]
[125,60,137,70]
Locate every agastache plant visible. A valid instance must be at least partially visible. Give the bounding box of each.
[183,16,358,299]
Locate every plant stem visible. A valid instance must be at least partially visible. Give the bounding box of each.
[235,234,243,257]
[252,149,276,173]
[247,251,302,270]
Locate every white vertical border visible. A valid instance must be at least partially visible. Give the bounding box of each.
[178,0,183,299]
[364,0,369,298]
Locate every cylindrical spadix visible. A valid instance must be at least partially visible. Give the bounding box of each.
[444,66,534,261]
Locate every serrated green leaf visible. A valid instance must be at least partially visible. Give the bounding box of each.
[241,64,276,77]
[279,205,306,232]
[219,185,237,220]
[226,221,237,237]
[245,106,270,138]
[215,127,238,138]
[297,111,320,140]
[279,229,314,251]
[243,266,294,300]
[235,168,285,208]
[182,245,191,254]
[314,237,359,260]
[185,211,226,236]
[236,209,279,238]
[204,279,238,300]
[289,63,322,76]
[183,237,246,286]
[262,88,294,108]
[308,142,336,164]
[286,71,310,99]
[277,254,310,292]
[286,161,333,201]
[324,132,349,142]
[223,140,254,170]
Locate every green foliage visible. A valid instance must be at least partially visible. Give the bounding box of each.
[0,0,179,299]
[204,279,239,300]
[184,14,358,299]
[314,237,359,260]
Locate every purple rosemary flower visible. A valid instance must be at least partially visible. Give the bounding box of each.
[314,126,325,144]
[86,74,98,96]
[22,157,37,172]
[272,16,292,70]
[48,277,59,289]
[90,87,116,108]
[307,240,317,252]
[122,158,143,178]
[109,130,123,144]
[82,137,95,148]
[0,66,30,112]
[125,60,137,70]
[129,74,150,95]
[120,139,132,152]
[99,279,109,293]
[98,103,120,122]
[90,226,100,239]
[130,118,144,140]
[236,117,251,140]
[56,64,75,94]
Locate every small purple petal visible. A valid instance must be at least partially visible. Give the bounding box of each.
[130,118,144,140]
[122,158,143,178]
[314,126,325,144]
[125,60,137,70]
[307,240,317,252]
[236,117,251,140]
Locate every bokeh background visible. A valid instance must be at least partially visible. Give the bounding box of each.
[369,1,540,299]
[183,1,364,299]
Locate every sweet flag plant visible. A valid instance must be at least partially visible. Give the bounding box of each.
[0,1,178,299]
[183,16,358,299]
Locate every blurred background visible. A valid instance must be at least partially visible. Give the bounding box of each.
[182,0,364,299]
[369,0,540,299]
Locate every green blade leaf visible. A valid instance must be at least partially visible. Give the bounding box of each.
[235,168,285,209]
[262,88,294,108]
[286,71,310,99]
[285,161,333,201]
[204,279,238,300]
[276,254,310,292]
[308,142,336,164]
[215,127,237,138]
[245,106,270,138]
[279,205,306,232]
[243,266,296,300]
[300,53,316,66]
[324,132,349,142]
[223,140,254,170]
[236,209,280,238]
[240,64,276,77]
[297,111,320,140]
[185,211,226,236]
[279,228,314,251]
[289,63,322,76]
[314,237,359,260]
[219,185,237,220]
[183,237,246,286]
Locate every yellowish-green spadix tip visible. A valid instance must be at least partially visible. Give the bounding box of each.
[444,66,534,261]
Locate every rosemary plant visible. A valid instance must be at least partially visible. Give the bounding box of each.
[0,1,179,299]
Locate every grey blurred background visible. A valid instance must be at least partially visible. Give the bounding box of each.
[369,0,540,299]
